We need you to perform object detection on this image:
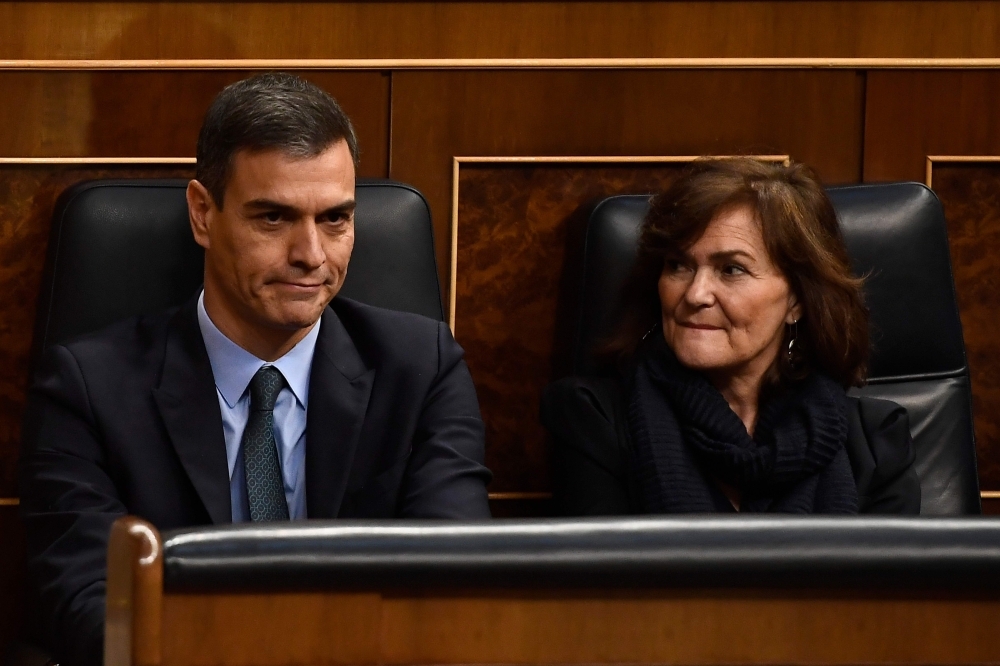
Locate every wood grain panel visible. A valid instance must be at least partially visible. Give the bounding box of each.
[378,592,1000,664]
[151,586,1000,665]
[4,2,1000,60]
[127,589,1000,666]
[391,69,865,342]
[455,162,687,493]
[0,71,389,175]
[928,162,1000,490]
[864,71,1000,181]
[0,503,25,659]
[162,593,381,666]
[0,164,196,497]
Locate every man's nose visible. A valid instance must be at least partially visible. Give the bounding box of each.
[683,267,716,307]
[288,220,326,270]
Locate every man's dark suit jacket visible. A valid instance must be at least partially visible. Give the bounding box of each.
[18,295,492,666]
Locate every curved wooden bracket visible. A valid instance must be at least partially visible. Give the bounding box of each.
[105,516,163,666]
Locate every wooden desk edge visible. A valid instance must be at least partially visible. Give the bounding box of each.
[106,516,163,666]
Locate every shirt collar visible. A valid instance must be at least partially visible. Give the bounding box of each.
[196,291,321,410]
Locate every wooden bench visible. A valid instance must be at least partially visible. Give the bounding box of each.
[106,515,1000,666]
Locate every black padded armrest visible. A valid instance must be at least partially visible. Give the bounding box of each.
[163,517,1000,592]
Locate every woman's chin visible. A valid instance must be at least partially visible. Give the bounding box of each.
[671,347,731,373]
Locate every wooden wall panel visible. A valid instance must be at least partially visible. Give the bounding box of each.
[391,68,865,338]
[0,164,196,499]
[864,71,1000,182]
[865,73,1000,495]
[928,163,1000,491]
[455,162,688,493]
[3,2,1000,60]
[0,71,389,172]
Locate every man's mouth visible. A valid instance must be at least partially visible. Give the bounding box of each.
[273,281,326,290]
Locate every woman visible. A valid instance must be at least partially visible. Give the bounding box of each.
[541,158,921,515]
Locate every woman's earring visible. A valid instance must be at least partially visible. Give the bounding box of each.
[787,319,799,363]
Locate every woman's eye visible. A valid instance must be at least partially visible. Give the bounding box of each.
[722,264,747,276]
[664,259,688,273]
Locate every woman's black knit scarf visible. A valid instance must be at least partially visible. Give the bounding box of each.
[627,335,859,514]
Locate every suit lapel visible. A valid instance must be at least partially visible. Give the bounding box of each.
[152,298,232,524]
[306,305,375,518]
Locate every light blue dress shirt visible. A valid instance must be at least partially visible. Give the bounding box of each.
[196,291,320,521]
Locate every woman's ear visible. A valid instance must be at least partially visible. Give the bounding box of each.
[786,293,803,324]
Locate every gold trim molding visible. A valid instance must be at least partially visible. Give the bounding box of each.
[0,157,196,165]
[926,155,1000,188]
[5,58,1000,71]
[449,155,789,331]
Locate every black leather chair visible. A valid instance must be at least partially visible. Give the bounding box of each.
[31,178,443,362]
[573,183,980,516]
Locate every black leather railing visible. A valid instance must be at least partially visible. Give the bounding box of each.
[162,517,1000,591]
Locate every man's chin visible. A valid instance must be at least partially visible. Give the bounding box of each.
[262,302,331,331]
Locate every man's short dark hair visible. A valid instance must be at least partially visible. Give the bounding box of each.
[196,72,360,208]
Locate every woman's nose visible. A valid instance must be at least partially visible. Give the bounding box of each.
[683,268,716,307]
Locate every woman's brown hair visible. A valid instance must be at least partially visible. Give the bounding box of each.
[604,158,869,388]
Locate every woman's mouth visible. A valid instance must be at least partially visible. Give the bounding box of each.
[678,321,723,331]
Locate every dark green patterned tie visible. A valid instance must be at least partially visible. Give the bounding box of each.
[243,365,290,521]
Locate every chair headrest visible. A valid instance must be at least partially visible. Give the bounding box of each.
[32,178,442,361]
[574,182,967,383]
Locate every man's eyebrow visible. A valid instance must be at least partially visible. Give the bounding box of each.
[241,199,358,215]
[243,199,296,213]
[322,200,357,215]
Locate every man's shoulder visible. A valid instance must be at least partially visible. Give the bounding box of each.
[330,296,442,329]
[46,306,181,372]
[329,297,445,355]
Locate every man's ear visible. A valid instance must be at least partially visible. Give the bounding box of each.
[186,180,215,250]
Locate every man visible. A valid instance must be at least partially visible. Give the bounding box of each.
[19,73,492,666]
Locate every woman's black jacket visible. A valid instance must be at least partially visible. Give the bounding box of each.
[541,376,922,515]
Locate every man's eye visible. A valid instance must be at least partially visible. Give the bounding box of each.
[263,211,282,223]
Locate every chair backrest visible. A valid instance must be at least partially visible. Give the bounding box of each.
[31,178,443,360]
[574,183,980,515]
